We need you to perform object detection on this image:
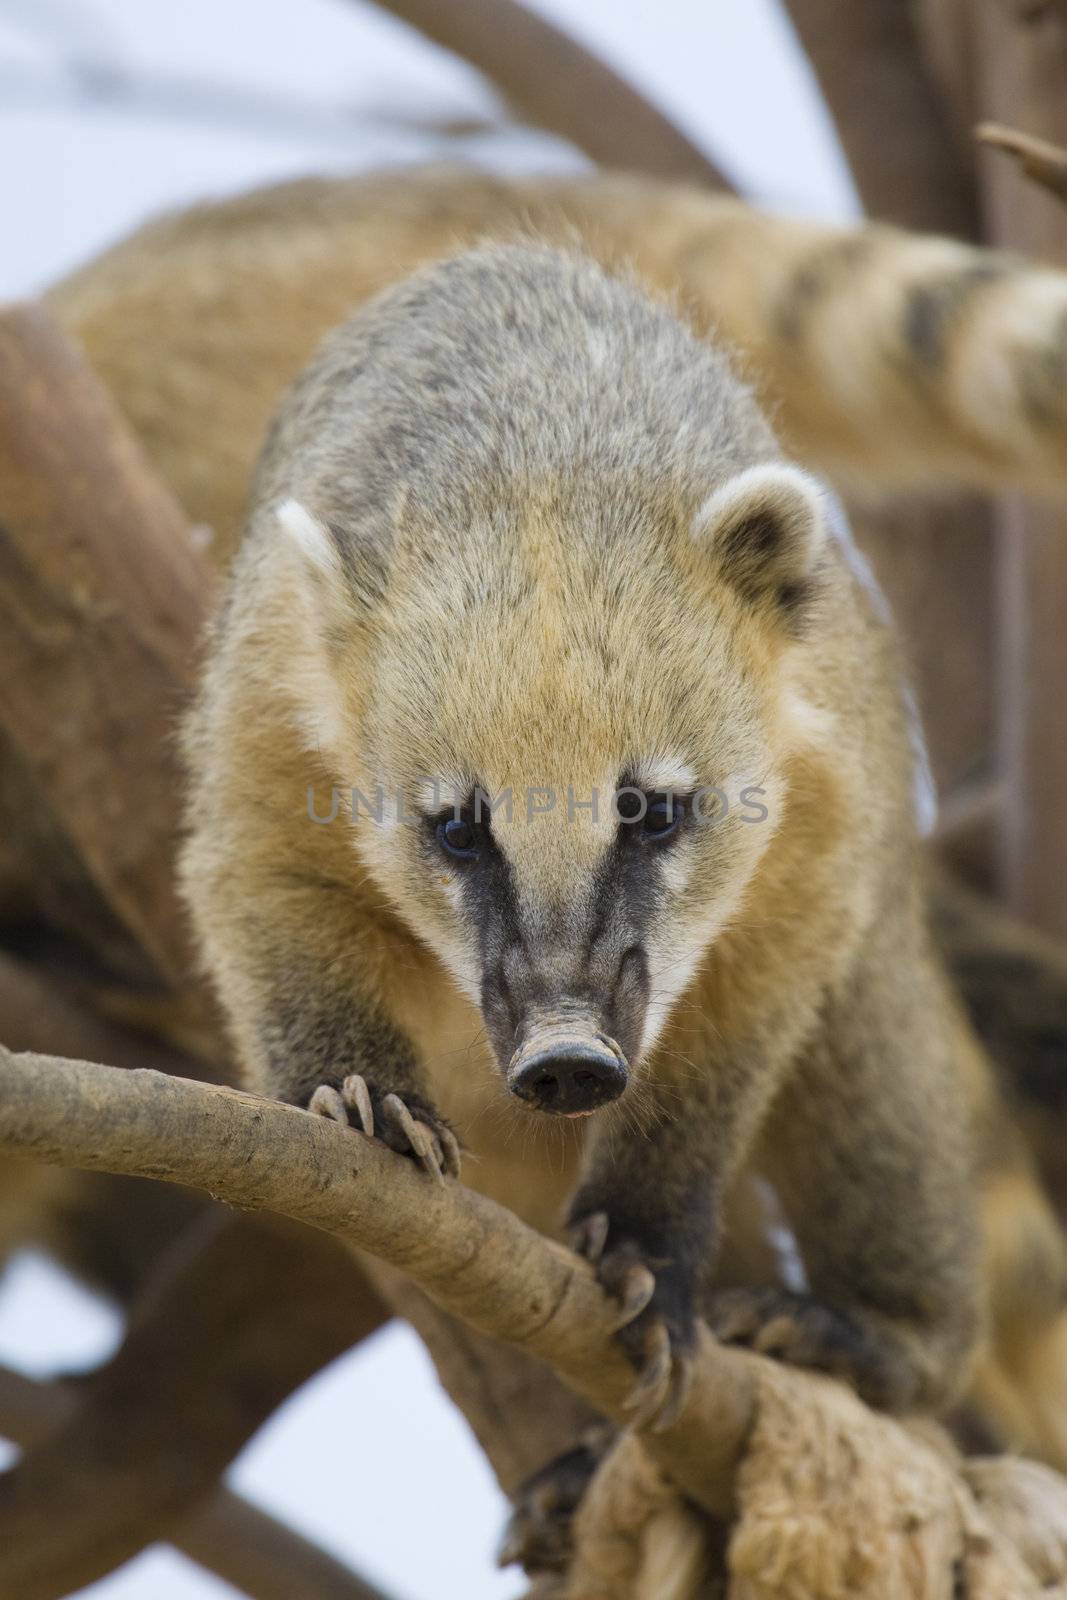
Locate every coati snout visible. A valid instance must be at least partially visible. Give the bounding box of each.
[488,963,647,1116]
[440,797,655,1113]
[508,1028,629,1116]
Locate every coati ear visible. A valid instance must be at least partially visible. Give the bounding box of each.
[693,463,827,624]
[276,498,343,581]
[275,497,387,614]
[275,497,359,625]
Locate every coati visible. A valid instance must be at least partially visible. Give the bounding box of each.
[182,236,994,1433]
[32,168,1067,1461]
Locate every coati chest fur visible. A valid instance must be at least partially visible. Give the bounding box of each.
[181,240,985,1423]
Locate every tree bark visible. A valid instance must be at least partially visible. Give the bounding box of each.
[970,0,1067,936]
[367,1264,599,1496]
[0,951,393,1595]
[0,1367,392,1600]
[0,303,213,983]
[783,0,979,234]
[783,0,998,829]
[0,1046,757,1523]
[0,1209,389,1600]
[368,0,728,191]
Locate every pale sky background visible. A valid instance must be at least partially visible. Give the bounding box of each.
[0,3,856,1596]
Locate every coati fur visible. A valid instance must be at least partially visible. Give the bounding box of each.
[181,234,1012,1433]
[27,167,1067,1459]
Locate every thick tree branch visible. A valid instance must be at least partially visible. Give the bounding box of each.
[365,1263,600,1496]
[368,0,727,190]
[0,950,392,1598]
[0,1210,388,1600]
[970,0,1067,937]
[0,303,213,984]
[783,0,979,233]
[782,0,998,837]
[7,1059,1067,1600]
[0,1367,391,1600]
[0,1045,756,1521]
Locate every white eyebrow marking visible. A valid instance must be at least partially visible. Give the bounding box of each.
[415,775,468,814]
[632,754,698,793]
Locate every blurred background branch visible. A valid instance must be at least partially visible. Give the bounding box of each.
[978,120,1067,202]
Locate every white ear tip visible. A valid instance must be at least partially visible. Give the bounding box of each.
[276,497,338,574]
[692,463,825,543]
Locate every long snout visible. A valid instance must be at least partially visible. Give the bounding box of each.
[507,1016,628,1116]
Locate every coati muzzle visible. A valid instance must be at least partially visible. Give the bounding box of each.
[508,1021,629,1115]
[484,939,650,1115]
[468,826,654,1113]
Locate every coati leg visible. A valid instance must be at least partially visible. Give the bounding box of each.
[497,1422,617,1577]
[498,1175,778,1577]
[962,1094,1067,1470]
[932,867,1067,1218]
[565,1085,725,1433]
[262,974,460,1182]
[563,1015,851,1429]
[564,896,983,1424]
[708,927,985,1414]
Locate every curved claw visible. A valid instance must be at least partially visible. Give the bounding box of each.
[571,1210,610,1264]
[382,1093,445,1183]
[436,1122,463,1180]
[341,1073,375,1137]
[651,1346,694,1433]
[609,1263,656,1332]
[623,1320,674,1431]
[308,1084,347,1123]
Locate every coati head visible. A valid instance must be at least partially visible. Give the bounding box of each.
[261,245,835,1116]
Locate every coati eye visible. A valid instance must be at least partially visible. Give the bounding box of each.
[437,816,481,860]
[643,793,684,841]
[615,790,686,841]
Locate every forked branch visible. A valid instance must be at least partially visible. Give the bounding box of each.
[5,1044,1067,1599]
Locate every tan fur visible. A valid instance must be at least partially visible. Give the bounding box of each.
[46,166,1067,572]
[22,166,1067,1459]
[178,225,979,1437]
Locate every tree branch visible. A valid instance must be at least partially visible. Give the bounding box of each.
[367,0,728,190]
[0,1045,756,1522]
[0,303,213,984]
[364,1262,600,1496]
[0,1209,388,1600]
[783,0,979,233]
[8,1056,1066,1600]
[0,949,393,1598]
[781,0,998,840]
[0,1367,392,1600]
[978,121,1067,203]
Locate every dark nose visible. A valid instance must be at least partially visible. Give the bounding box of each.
[510,1045,628,1115]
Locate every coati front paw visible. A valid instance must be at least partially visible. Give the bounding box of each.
[308,1075,462,1184]
[706,1286,914,1408]
[497,1423,615,1575]
[571,1211,696,1432]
